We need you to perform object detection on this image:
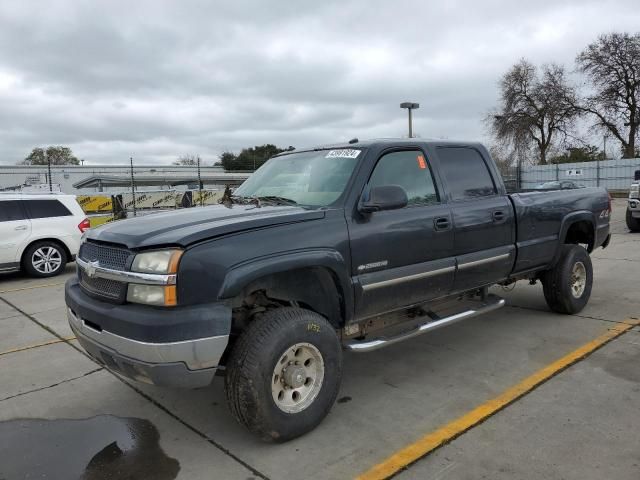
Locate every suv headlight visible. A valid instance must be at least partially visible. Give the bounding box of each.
[128,249,182,306]
[131,250,182,274]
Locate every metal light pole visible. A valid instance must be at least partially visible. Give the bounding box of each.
[400,102,420,138]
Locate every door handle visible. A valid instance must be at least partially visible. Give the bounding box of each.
[14,225,28,231]
[434,217,450,231]
[492,211,506,222]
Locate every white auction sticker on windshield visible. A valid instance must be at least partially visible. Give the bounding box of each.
[325,149,361,159]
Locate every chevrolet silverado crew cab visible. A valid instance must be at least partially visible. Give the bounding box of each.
[65,139,611,441]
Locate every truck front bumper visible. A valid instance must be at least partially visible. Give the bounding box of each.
[65,279,230,388]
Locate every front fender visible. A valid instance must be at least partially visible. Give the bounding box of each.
[218,248,353,322]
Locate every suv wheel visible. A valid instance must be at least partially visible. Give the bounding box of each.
[541,244,592,314]
[23,241,67,278]
[225,307,342,442]
[626,208,640,232]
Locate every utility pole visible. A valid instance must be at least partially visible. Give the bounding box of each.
[47,158,52,192]
[197,155,203,206]
[129,157,137,217]
[400,102,420,138]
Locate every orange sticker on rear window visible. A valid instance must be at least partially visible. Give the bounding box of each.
[417,155,427,169]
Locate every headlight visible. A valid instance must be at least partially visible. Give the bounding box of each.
[132,249,182,274]
[127,284,177,307]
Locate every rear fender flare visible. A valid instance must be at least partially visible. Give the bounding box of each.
[555,211,596,261]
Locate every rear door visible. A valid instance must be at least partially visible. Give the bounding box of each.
[348,148,454,318]
[0,200,31,268]
[435,146,515,292]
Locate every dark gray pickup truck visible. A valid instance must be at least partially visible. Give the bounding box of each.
[65,139,611,441]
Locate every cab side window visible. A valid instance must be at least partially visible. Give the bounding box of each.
[368,150,439,206]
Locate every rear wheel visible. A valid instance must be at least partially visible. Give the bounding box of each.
[225,307,342,442]
[541,244,592,314]
[626,208,640,232]
[22,241,67,278]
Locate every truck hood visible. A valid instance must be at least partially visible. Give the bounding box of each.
[86,204,325,249]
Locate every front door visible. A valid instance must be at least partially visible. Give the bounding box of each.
[0,200,31,268]
[348,149,455,319]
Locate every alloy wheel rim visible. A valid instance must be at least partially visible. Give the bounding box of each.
[570,261,587,299]
[32,247,62,274]
[271,342,324,414]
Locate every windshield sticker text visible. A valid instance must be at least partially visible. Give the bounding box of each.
[325,149,361,159]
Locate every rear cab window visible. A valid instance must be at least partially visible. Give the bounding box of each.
[436,147,497,201]
[23,200,73,219]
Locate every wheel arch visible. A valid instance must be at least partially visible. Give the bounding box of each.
[219,249,353,328]
[20,237,72,266]
[557,211,596,255]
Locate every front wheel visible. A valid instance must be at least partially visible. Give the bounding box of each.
[626,208,640,232]
[541,244,593,314]
[225,307,342,442]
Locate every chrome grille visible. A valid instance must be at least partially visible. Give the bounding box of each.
[79,242,131,270]
[78,241,130,302]
[79,270,125,300]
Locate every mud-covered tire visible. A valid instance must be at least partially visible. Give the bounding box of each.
[541,245,593,314]
[225,307,342,442]
[626,208,640,232]
[22,241,67,278]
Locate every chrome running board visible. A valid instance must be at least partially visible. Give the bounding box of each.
[345,294,505,353]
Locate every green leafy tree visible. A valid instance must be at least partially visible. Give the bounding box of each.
[548,145,603,164]
[219,145,295,171]
[20,146,80,165]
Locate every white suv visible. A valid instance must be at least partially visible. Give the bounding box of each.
[0,193,89,277]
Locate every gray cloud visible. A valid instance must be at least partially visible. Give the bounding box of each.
[0,0,639,164]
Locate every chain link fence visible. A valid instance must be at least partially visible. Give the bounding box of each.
[496,158,640,194]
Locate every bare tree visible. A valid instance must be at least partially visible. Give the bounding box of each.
[489,60,580,165]
[576,32,640,158]
[173,154,199,166]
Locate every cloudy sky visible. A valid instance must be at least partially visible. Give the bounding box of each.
[0,0,639,165]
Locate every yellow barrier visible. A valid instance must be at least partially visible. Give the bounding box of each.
[88,214,116,228]
[77,195,113,213]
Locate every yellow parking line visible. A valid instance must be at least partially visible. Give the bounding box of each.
[0,282,65,294]
[0,336,76,356]
[356,318,640,480]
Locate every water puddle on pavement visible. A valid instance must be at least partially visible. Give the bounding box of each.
[0,415,180,480]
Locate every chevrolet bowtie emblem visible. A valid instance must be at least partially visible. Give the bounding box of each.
[85,260,100,278]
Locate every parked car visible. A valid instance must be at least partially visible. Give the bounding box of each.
[66,139,611,441]
[626,170,640,232]
[0,193,89,277]
[535,180,584,190]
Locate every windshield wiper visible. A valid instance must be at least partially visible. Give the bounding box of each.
[254,196,298,206]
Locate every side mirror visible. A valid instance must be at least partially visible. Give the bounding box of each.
[359,185,408,213]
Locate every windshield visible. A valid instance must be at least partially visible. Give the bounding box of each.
[233,149,362,207]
